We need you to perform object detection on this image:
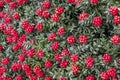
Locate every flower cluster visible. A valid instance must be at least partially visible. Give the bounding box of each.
[0,0,120,80]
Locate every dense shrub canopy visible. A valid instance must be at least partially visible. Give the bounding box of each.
[0,0,120,80]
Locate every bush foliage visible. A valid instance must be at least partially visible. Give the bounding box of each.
[0,0,120,80]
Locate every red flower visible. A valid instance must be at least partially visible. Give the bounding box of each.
[44,60,52,68]
[51,42,59,50]
[26,48,35,57]
[36,71,44,77]
[67,0,75,3]
[86,75,95,80]
[78,12,89,21]
[118,58,120,64]
[54,53,61,61]
[4,17,12,24]
[0,11,6,18]
[35,22,43,31]
[112,78,118,80]
[67,35,76,44]
[0,45,3,51]
[12,43,20,51]
[12,12,20,20]
[92,16,102,26]
[41,1,51,9]
[9,2,17,8]
[109,6,119,16]
[22,63,30,71]
[0,23,5,30]
[1,57,9,65]
[71,64,79,74]
[25,24,34,33]
[21,20,29,28]
[100,72,109,80]
[36,8,43,16]
[29,75,37,80]
[11,62,22,71]
[110,34,120,44]
[85,56,94,67]
[60,77,66,80]
[107,68,117,77]
[70,54,79,62]
[44,76,52,80]
[114,16,120,24]
[42,10,50,18]
[57,27,65,35]
[78,35,88,43]
[0,66,6,74]
[61,49,69,56]
[0,1,4,7]
[36,49,44,58]
[60,60,68,68]
[48,32,56,41]
[102,53,111,63]
[18,54,25,62]
[19,34,26,43]
[55,6,64,15]
[16,0,25,5]
[4,0,12,3]
[15,74,23,80]
[90,0,99,4]
[51,14,60,22]
[33,65,41,74]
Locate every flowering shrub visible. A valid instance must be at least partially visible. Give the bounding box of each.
[0,0,120,80]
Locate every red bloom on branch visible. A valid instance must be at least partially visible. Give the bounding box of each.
[70,54,79,62]
[114,16,120,24]
[86,75,95,80]
[42,10,50,18]
[67,0,75,3]
[4,0,12,3]
[78,12,89,21]
[102,53,111,63]
[90,0,99,5]
[51,42,59,50]
[21,20,29,28]
[0,1,4,7]
[1,57,9,65]
[57,27,65,35]
[0,45,3,51]
[107,68,117,77]
[18,54,25,62]
[36,49,44,58]
[100,72,109,80]
[60,77,66,80]
[110,34,120,44]
[55,6,64,15]
[15,74,23,80]
[48,32,56,41]
[60,60,68,68]
[67,35,76,44]
[35,22,43,31]
[44,60,52,68]
[71,64,79,74]
[109,6,119,16]
[54,53,61,61]
[78,35,88,43]
[51,14,60,22]
[12,12,20,20]
[61,49,69,56]
[36,8,43,16]
[44,76,52,80]
[85,56,94,67]
[92,16,102,26]
[41,1,51,9]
